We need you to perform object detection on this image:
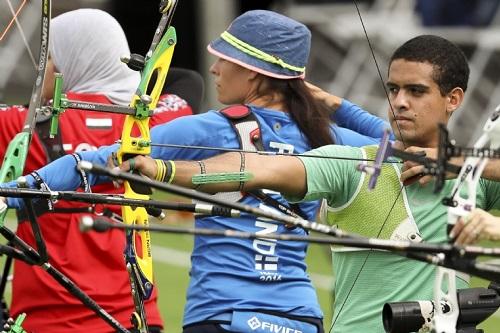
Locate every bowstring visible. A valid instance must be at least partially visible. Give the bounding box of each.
[329,2,412,331]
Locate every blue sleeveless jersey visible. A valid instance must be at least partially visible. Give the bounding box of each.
[5,101,387,326]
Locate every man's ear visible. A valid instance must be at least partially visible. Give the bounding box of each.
[446,87,464,116]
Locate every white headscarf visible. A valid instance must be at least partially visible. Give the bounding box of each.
[49,8,140,105]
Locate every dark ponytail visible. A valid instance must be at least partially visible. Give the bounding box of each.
[263,78,334,148]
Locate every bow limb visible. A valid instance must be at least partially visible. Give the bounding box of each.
[116,2,178,331]
[0,0,50,222]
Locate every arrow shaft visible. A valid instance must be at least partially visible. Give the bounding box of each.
[84,218,500,283]
[0,188,239,217]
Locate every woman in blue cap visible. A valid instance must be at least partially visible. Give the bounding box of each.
[1,9,388,333]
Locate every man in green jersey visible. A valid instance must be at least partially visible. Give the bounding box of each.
[123,35,500,332]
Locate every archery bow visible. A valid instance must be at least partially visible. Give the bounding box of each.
[116,1,178,331]
[350,11,500,329]
[42,2,179,330]
[0,4,135,332]
[330,1,500,331]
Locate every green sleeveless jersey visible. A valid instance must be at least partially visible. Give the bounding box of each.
[294,144,500,333]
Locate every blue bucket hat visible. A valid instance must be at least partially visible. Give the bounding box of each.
[208,10,311,79]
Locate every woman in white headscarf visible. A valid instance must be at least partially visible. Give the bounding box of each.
[1,8,192,333]
[43,8,139,105]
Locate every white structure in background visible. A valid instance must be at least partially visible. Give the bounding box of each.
[5,0,500,146]
[278,0,500,146]
[196,0,237,111]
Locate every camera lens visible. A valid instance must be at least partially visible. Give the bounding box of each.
[383,302,429,333]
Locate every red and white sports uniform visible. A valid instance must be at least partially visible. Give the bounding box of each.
[0,92,192,333]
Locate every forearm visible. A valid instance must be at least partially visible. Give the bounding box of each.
[3,144,117,210]
[130,152,307,197]
[175,153,305,196]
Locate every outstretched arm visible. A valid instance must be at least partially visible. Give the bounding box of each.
[119,152,308,198]
[1,144,118,210]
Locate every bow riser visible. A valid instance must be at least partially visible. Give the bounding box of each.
[446,157,488,227]
[132,27,177,113]
[434,108,500,332]
[116,27,177,301]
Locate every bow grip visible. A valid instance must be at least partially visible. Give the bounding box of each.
[118,27,177,193]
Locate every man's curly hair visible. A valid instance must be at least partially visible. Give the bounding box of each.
[390,35,470,96]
